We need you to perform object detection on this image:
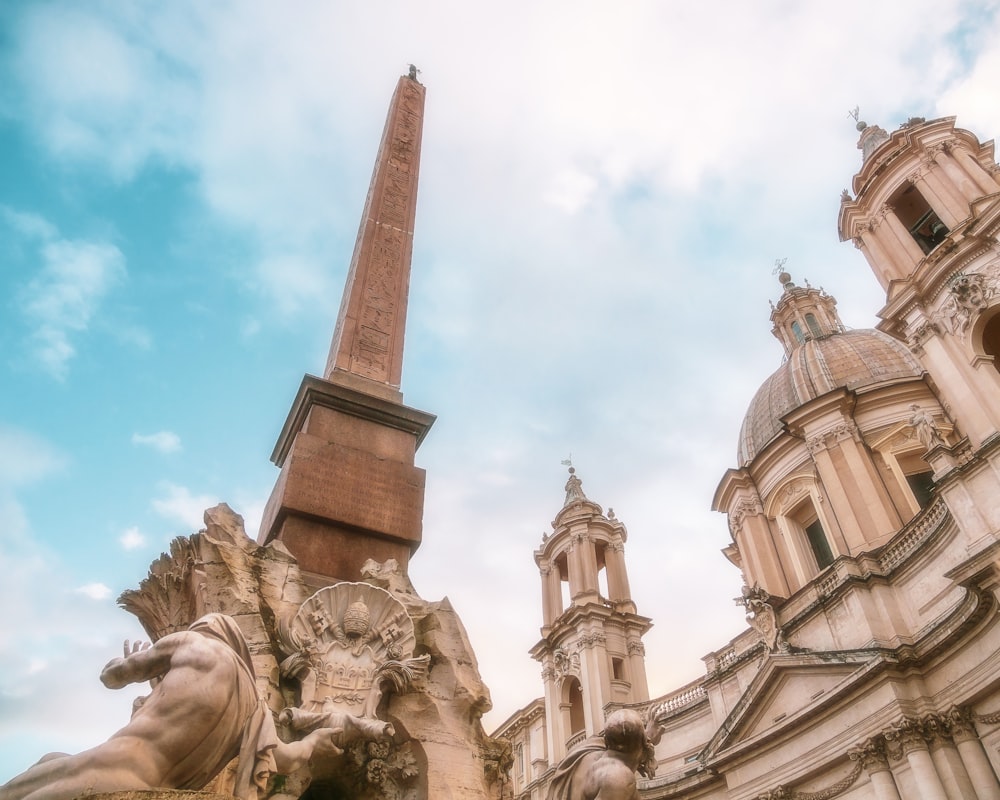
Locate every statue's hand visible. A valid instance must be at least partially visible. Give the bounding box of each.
[308,729,344,762]
[123,640,150,658]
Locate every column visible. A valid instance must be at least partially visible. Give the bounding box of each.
[880,204,927,267]
[574,531,600,601]
[893,723,950,800]
[950,145,1000,195]
[950,709,1000,800]
[626,638,649,703]
[577,632,606,735]
[539,560,563,628]
[916,334,997,448]
[915,163,969,226]
[854,229,897,290]
[925,716,979,800]
[542,660,563,764]
[930,146,981,202]
[604,539,632,605]
[850,739,902,800]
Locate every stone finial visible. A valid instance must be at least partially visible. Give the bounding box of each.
[857,121,890,161]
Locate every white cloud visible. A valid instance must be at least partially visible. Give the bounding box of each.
[19,236,126,380]
[252,253,337,317]
[0,427,67,488]
[542,167,599,214]
[131,431,182,454]
[119,526,146,551]
[152,483,219,531]
[0,207,57,241]
[75,583,112,600]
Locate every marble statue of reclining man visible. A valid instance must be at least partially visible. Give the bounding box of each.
[0,613,341,800]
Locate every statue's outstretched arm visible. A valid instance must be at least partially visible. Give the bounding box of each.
[100,633,181,689]
[273,728,343,774]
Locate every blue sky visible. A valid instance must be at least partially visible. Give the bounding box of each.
[3,0,1000,780]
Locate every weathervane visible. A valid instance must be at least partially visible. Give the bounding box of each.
[561,455,573,469]
[848,106,860,123]
[772,258,788,276]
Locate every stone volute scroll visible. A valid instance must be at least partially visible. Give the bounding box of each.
[277,582,430,746]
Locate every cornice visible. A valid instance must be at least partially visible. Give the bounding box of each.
[270,373,435,465]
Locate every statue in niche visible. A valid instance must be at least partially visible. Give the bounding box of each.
[278,583,429,751]
[737,584,789,654]
[546,709,663,800]
[909,404,946,451]
[0,614,341,800]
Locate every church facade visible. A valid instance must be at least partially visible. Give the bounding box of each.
[493,115,1000,800]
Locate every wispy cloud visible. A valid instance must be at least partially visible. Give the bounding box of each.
[15,231,126,380]
[0,426,67,488]
[152,482,218,531]
[118,526,146,551]
[74,583,112,600]
[0,207,58,241]
[131,431,182,454]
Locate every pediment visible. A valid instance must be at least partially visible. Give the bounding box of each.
[702,651,879,761]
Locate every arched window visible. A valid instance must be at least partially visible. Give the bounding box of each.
[791,321,805,344]
[890,181,949,254]
[805,313,823,338]
[765,477,838,591]
[563,676,586,739]
[982,312,1000,376]
[790,500,834,569]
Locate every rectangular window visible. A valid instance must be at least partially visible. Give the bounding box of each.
[612,657,624,681]
[906,471,935,509]
[805,519,835,569]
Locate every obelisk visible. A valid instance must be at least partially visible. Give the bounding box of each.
[258,70,435,585]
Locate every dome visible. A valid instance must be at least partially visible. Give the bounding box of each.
[738,329,924,466]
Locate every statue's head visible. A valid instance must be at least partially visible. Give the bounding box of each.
[603,709,646,753]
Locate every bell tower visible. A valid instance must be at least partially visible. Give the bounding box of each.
[838,115,1000,450]
[530,466,651,764]
[258,70,435,586]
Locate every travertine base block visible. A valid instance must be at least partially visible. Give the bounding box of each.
[80,793,233,800]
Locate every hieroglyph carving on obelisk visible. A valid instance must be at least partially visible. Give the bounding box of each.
[326,76,425,390]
